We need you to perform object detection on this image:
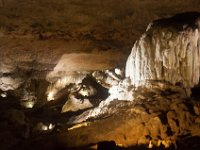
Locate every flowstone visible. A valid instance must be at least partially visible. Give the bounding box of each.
[126,12,200,93]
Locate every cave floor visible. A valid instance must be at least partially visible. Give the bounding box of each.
[1,87,200,150]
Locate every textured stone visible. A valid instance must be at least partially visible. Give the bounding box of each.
[126,12,200,91]
[194,105,200,115]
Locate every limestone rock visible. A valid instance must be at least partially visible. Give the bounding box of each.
[126,12,200,91]
[0,77,23,91]
[194,104,200,115]
[62,94,93,113]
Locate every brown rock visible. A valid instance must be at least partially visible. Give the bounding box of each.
[167,111,179,133]
[194,105,200,116]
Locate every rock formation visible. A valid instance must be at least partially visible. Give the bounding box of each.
[126,12,200,93]
[0,1,200,148]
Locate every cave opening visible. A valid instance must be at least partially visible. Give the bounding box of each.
[75,75,109,106]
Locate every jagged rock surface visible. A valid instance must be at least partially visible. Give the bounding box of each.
[126,12,200,90]
[12,87,200,150]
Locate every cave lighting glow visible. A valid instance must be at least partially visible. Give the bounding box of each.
[47,91,55,101]
[36,122,55,131]
[22,101,35,108]
[0,92,7,98]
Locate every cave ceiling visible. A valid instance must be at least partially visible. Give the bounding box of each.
[0,0,200,66]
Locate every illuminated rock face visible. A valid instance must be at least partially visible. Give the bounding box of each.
[62,94,93,112]
[126,12,200,90]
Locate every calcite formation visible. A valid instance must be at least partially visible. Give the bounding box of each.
[126,12,200,91]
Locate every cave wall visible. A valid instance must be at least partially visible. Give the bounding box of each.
[0,0,200,101]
